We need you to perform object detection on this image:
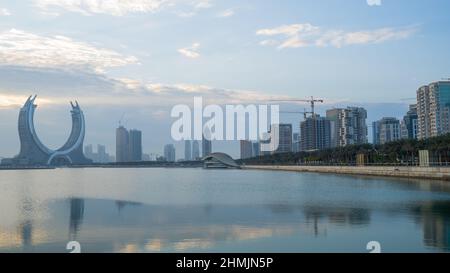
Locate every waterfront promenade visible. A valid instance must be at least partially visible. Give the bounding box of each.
[244,165,450,181]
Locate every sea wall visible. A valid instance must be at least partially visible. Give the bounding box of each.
[244,165,450,181]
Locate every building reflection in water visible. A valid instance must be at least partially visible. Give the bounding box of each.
[267,204,371,237]
[4,197,449,253]
[19,220,33,251]
[115,201,141,212]
[414,201,450,251]
[69,198,85,240]
[306,208,370,236]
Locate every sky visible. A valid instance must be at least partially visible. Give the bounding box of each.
[0,0,450,159]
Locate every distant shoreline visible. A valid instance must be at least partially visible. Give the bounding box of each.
[4,165,450,182]
[0,166,56,171]
[0,162,203,171]
[243,165,450,182]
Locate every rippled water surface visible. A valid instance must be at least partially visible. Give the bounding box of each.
[0,168,449,253]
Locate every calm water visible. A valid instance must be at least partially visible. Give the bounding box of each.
[0,168,450,253]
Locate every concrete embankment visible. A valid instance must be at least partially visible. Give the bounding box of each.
[244,165,450,181]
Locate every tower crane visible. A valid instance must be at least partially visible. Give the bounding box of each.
[280,109,313,120]
[271,96,324,118]
[118,113,126,127]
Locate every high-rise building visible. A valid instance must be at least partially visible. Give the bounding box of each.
[293,133,301,153]
[252,142,260,157]
[116,126,129,163]
[417,85,431,139]
[128,129,142,162]
[3,96,91,166]
[401,104,418,140]
[300,115,332,151]
[202,133,212,158]
[84,145,94,159]
[372,121,381,145]
[373,117,401,145]
[270,123,293,154]
[97,144,110,163]
[84,144,112,163]
[259,132,271,156]
[417,81,450,139]
[142,153,151,161]
[164,144,176,162]
[240,140,253,159]
[116,127,142,163]
[184,140,192,161]
[326,107,368,147]
[192,141,200,160]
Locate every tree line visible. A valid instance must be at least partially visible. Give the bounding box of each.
[240,134,450,166]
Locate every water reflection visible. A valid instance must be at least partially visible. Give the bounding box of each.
[0,169,450,252]
[116,201,142,212]
[0,197,449,252]
[69,198,84,240]
[413,201,450,250]
[19,220,33,251]
[301,207,371,237]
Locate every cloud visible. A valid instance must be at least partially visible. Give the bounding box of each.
[217,9,234,18]
[0,94,29,109]
[178,43,201,59]
[257,23,418,49]
[124,80,307,105]
[0,29,138,73]
[193,0,212,9]
[0,8,11,16]
[34,0,213,16]
[367,0,382,6]
[0,65,298,109]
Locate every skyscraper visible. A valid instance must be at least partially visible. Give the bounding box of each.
[84,145,94,159]
[417,85,432,139]
[373,117,401,145]
[300,115,332,151]
[192,141,200,160]
[84,144,112,163]
[259,132,271,156]
[116,126,129,163]
[401,104,418,140]
[372,120,381,145]
[270,124,293,154]
[240,140,253,159]
[97,144,109,163]
[326,107,368,147]
[293,133,300,153]
[164,144,176,162]
[202,133,212,158]
[128,129,142,162]
[4,96,91,166]
[417,81,450,139]
[252,142,260,157]
[184,140,192,161]
[142,153,151,161]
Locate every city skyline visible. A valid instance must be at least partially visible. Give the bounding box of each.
[2,1,450,257]
[1,1,450,159]
[0,81,446,162]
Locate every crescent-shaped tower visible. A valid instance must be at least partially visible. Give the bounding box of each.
[9,95,92,166]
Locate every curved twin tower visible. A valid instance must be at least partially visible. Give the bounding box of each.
[10,95,92,166]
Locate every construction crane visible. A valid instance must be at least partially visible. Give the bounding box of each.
[280,109,313,120]
[399,97,416,102]
[271,96,324,118]
[118,113,126,127]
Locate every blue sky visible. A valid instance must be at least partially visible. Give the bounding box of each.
[0,0,449,159]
